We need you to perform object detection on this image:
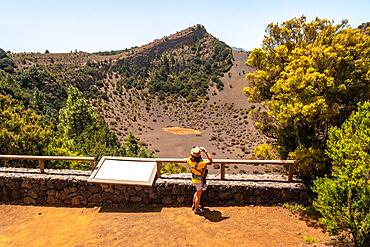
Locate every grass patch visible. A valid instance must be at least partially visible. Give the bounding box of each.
[303,235,318,244]
[282,203,306,215]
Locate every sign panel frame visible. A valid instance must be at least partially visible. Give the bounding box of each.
[88,156,157,186]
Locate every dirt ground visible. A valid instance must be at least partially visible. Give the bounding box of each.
[0,205,332,247]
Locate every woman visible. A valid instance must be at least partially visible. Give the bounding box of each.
[185,146,212,215]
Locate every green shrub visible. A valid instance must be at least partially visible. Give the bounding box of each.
[282,202,306,215]
[253,143,280,159]
[161,162,187,174]
[303,236,318,244]
[313,102,370,246]
[0,48,15,73]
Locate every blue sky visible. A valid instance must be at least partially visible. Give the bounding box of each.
[1,0,370,53]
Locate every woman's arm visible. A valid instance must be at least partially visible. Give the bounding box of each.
[200,146,212,164]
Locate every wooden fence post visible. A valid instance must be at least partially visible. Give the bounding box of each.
[288,163,294,182]
[38,160,45,174]
[90,160,96,170]
[220,163,225,180]
[156,161,162,178]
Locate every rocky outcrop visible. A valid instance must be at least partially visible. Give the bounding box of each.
[0,167,309,207]
[114,25,208,68]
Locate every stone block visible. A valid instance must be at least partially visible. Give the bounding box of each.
[134,186,143,191]
[176,196,185,204]
[47,190,56,196]
[88,185,101,193]
[234,193,244,202]
[21,180,33,189]
[23,197,36,204]
[161,196,172,204]
[29,190,38,199]
[130,196,142,202]
[47,195,56,204]
[71,196,80,206]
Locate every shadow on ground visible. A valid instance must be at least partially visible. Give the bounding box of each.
[202,208,230,222]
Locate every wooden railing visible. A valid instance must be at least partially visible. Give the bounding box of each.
[152,158,297,182]
[0,155,96,174]
[0,155,297,182]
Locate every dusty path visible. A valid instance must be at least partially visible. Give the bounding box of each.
[0,205,331,247]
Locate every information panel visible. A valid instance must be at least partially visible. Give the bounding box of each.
[88,157,157,186]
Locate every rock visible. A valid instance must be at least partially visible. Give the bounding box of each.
[71,196,80,206]
[177,196,185,203]
[149,193,157,199]
[130,196,142,202]
[161,196,172,204]
[56,191,67,201]
[88,194,103,203]
[171,185,181,195]
[21,180,32,189]
[103,186,114,193]
[47,195,56,204]
[47,181,55,189]
[219,192,232,200]
[65,187,77,194]
[234,193,244,202]
[10,190,18,199]
[29,190,38,199]
[88,185,101,193]
[134,186,143,191]
[47,190,56,196]
[128,187,138,196]
[23,197,36,204]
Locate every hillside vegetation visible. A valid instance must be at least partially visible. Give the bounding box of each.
[0,25,240,168]
[115,36,233,101]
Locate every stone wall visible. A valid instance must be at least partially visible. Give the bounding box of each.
[0,168,309,208]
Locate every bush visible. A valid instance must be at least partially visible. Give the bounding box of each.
[253,143,280,159]
[313,102,370,246]
[0,48,15,73]
[160,162,187,174]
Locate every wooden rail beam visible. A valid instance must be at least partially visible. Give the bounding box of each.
[0,155,96,174]
[0,155,95,162]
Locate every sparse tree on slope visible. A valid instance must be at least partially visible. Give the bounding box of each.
[58,85,97,139]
